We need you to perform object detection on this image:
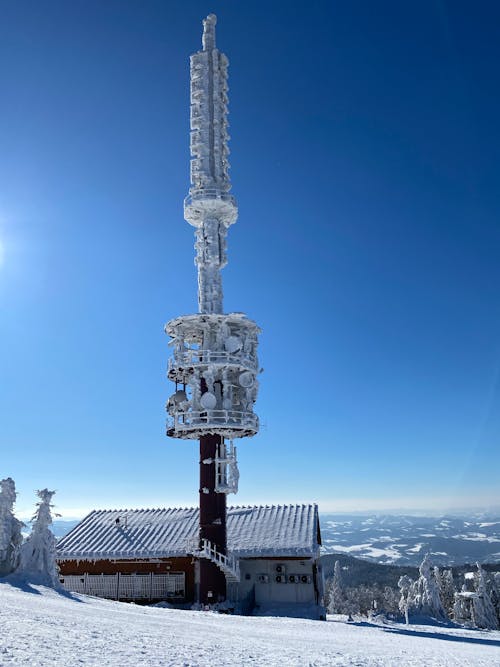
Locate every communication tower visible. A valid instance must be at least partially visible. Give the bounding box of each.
[165,14,260,605]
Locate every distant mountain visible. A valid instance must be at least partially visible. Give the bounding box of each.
[320,553,419,588]
[52,520,80,538]
[22,520,80,539]
[319,553,500,590]
[319,513,500,566]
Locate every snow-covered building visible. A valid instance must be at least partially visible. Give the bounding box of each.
[56,504,324,617]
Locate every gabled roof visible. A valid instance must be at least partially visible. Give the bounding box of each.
[56,504,320,561]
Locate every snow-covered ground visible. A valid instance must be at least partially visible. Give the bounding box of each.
[1,581,499,666]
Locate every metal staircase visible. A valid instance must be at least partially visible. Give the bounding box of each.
[186,538,240,582]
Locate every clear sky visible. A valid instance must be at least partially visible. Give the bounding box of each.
[1,1,499,518]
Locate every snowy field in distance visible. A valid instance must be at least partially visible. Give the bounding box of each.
[320,514,500,565]
[1,581,499,666]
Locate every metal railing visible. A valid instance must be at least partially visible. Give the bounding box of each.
[186,538,240,582]
[184,191,238,226]
[168,409,258,432]
[168,349,258,372]
[60,572,185,600]
[185,190,235,205]
[200,539,240,582]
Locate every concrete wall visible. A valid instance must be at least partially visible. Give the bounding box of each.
[237,557,318,607]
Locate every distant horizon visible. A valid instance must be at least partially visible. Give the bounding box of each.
[14,498,500,522]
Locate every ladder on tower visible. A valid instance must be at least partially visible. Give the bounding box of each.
[186,538,240,582]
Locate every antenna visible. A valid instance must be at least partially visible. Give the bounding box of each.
[165,15,261,606]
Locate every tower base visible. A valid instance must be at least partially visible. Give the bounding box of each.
[198,558,227,606]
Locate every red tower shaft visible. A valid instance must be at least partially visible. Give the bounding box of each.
[198,434,227,604]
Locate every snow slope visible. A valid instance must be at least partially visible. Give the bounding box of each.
[1,581,499,666]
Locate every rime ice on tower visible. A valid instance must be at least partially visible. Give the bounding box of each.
[165,14,260,604]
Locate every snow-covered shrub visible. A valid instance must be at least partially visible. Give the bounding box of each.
[17,489,60,587]
[0,477,24,576]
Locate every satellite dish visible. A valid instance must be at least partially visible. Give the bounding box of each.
[172,390,187,404]
[225,335,242,353]
[239,371,254,388]
[200,391,217,410]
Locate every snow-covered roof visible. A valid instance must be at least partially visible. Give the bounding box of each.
[56,504,321,561]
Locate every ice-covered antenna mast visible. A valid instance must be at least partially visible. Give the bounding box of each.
[202,12,216,50]
[184,12,237,314]
[165,15,261,606]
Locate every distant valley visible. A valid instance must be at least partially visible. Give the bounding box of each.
[320,513,500,565]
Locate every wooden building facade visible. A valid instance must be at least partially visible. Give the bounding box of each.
[57,504,325,618]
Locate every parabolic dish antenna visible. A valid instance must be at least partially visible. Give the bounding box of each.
[224,335,242,353]
[172,390,187,403]
[200,391,217,410]
[239,371,254,388]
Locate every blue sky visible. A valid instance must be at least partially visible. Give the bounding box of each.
[1,1,499,518]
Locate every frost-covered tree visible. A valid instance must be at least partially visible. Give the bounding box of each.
[409,554,447,620]
[328,560,347,615]
[0,477,24,576]
[491,572,500,624]
[472,563,499,630]
[438,568,456,618]
[382,585,400,616]
[433,566,443,598]
[453,585,472,626]
[350,584,373,616]
[398,574,413,624]
[17,489,60,587]
[343,587,361,616]
[355,584,399,618]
